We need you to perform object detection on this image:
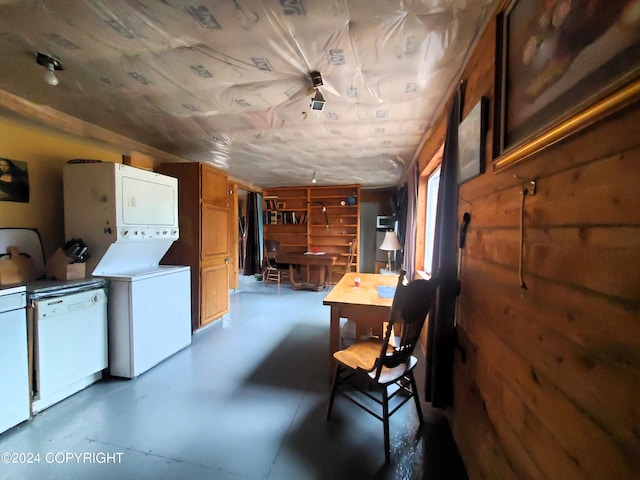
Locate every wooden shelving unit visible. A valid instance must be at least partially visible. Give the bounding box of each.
[262,184,360,281]
[263,187,308,255]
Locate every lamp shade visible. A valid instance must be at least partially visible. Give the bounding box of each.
[379,231,401,251]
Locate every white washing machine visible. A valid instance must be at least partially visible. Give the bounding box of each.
[104,266,191,378]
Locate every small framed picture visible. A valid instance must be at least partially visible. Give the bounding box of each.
[276,201,286,209]
[458,97,487,184]
[0,157,30,203]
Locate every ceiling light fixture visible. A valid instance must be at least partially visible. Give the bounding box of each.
[310,71,323,87]
[310,89,325,111]
[308,71,325,111]
[36,52,63,86]
[311,171,317,184]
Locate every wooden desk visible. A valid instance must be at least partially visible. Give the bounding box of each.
[323,272,399,381]
[277,252,339,291]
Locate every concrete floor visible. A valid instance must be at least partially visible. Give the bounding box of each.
[0,275,468,480]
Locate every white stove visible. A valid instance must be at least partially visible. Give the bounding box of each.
[0,284,30,434]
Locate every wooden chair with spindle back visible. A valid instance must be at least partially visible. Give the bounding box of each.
[263,239,289,288]
[326,270,439,463]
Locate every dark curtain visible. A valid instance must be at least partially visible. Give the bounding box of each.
[425,84,463,408]
[243,192,261,275]
[393,183,408,274]
[394,162,418,281]
[394,184,408,246]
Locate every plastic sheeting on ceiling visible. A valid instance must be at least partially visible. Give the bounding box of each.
[0,0,498,188]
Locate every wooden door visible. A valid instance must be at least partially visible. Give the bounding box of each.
[200,170,230,327]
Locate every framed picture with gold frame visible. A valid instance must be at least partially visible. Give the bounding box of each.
[493,0,640,171]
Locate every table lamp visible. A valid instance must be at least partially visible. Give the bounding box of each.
[379,231,401,272]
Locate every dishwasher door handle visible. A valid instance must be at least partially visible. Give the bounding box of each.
[68,301,88,311]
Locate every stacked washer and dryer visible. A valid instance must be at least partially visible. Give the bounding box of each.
[62,162,191,379]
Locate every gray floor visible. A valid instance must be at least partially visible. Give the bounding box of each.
[0,275,468,480]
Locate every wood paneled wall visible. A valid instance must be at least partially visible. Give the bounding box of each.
[417,8,640,480]
[361,187,396,216]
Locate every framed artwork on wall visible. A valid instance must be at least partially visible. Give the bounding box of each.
[493,0,640,171]
[458,97,487,185]
[0,157,29,203]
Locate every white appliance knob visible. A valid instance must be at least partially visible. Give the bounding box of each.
[163,230,167,235]
[92,294,101,303]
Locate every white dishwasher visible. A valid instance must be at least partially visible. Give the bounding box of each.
[30,283,108,413]
[1,229,109,414]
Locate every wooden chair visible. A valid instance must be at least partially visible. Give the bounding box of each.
[263,239,288,288]
[326,271,438,463]
[330,237,357,284]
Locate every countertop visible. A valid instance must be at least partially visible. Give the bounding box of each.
[25,277,107,296]
[0,283,26,296]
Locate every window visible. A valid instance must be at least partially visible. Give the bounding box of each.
[423,166,441,276]
[414,143,442,279]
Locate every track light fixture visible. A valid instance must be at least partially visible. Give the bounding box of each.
[308,71,325,111]
[311,171,317,184]
[310,71,323,87]
[310,89,325,111]
[36,52,63,86]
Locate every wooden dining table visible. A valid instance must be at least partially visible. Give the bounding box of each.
[322,272,400,381]
[276,252,339,291]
